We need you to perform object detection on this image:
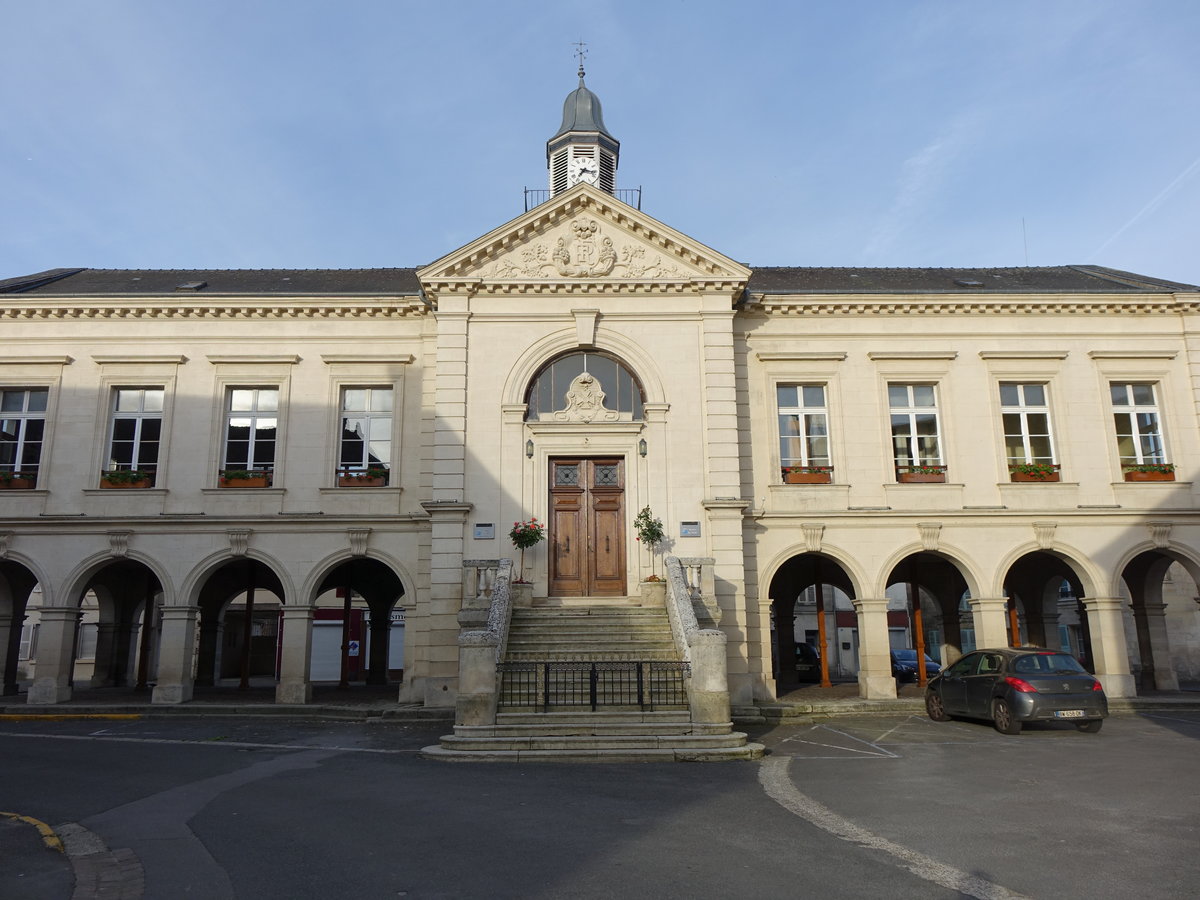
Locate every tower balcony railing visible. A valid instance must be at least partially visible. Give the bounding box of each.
[524,186,642,212]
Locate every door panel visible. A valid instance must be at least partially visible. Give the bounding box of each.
[549,458,625,597]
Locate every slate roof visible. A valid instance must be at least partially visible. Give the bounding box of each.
[1,265,1195,297]
[746,266,1198,294]
[0,268,422,295]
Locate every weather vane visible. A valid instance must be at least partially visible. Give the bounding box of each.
[572,39,587,78]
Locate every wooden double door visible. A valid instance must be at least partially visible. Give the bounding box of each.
[548,457,626,597]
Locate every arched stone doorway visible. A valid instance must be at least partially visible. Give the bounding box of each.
[884,552,972,681]
[1121,550,1200,692]
[1003,551,1092,669]
[313,558,406,688]
[768,553,856,690]
[79,560,164,691]
[195,558,285,690]
[0,560,39,696]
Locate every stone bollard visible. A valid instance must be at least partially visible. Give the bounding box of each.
[688,629,731,726]
[455,632,500,727]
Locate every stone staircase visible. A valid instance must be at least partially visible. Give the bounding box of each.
[423,602,764,762]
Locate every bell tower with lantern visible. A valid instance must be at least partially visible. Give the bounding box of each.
[547,46,619,196]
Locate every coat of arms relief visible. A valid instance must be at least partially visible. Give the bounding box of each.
[485,217,691,279]
[553,372,619,423]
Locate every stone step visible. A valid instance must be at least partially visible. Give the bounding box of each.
[420,744,765,763]
[430,731,762,754]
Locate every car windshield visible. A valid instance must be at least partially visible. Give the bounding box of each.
[1012,653,1087,675]
[893,650,917,661]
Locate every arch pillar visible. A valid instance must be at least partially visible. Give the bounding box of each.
[152,606,198,705]
[276,606,314,704]
[968,598,1010,649]
[1,608,28,696]
[89,622,122,687]
[852,598,896,699]
[1082,597,1136,698]
[1132,601,1179,692]
[366,608,391,686]
[27,607,79,705]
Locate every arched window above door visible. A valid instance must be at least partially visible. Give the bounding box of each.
[525,351,645,422]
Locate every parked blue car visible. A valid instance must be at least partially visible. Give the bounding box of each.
[891,649,941,682]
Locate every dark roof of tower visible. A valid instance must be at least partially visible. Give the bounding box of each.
[551,70,614,140]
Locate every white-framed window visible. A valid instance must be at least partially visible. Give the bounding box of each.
[1000,382,1055,464]
[76,622,98,660]
[777,384,830,469]
[0,388,48,479]
[339,387,393,473]
[888,383,942,469]
[223,388,278,473]
[19,623,37,660]
[107,388,164,474]
[1110,382,1167,465]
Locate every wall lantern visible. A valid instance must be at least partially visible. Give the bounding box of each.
[638,438,648,458]
[526,439,535,459]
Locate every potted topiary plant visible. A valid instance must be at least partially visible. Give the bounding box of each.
[99,469,154,489]
[782,465,833,484]
[509,516,545,586]
[633,506,667,605]
[1009,462,1061,483]
[1123,463,1176,482]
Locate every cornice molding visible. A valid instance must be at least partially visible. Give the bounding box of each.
[91,354,188,365]
[0,298,429,320]
[746,295,1198,317]
[0,355,74,365]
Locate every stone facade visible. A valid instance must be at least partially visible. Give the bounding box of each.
[3,178,1199,711]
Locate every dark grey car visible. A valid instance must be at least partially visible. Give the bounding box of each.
[925,647,1107,734]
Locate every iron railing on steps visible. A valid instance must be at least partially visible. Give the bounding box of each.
[498,660,690,711]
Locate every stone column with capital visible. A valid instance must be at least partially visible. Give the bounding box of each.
[89,622,121,687]
[968,598,1011,649]
[852,598,897,699]
[276,606,315,704]
[27,607,79,705]
[152,606,198,704]
[1135,602,1180,692]
[1083,597,1137,697]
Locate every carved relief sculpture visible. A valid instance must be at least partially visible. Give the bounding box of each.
[554,372,620,423]
[485,216,689,279]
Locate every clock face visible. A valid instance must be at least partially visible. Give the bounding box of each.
[568,156,599,184]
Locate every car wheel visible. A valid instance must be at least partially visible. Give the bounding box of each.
[925,692,950,722]
[1075,720,1103,734]
[992,698,1022,735]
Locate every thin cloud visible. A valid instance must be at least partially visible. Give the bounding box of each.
[863,111,984,262]
[1091,155,1200,260]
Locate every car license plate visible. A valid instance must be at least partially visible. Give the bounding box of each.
[1054,709,1085,719]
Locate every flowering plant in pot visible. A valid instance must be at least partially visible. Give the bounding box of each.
[896,464,947,483]
[1008,462,1060,482]
[0,470,36,490]
[1122,463,1175,482]
[99,468,154,488]
[782,465,833,484]
[219,468,273,488]
[338,465,389,487]
[509,517,545,583]
[634,506,666,581]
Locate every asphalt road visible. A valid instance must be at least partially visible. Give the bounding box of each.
[1,711,1196,899]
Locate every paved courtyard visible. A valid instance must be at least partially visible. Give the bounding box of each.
[2,709,1196,899]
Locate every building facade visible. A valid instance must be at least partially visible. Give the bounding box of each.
[3,74,1199,712]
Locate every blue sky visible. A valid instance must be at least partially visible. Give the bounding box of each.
[3,1,1197,284]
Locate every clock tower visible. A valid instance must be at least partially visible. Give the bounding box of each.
[547,61,619,196]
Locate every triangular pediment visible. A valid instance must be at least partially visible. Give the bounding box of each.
[418,183,750,296]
